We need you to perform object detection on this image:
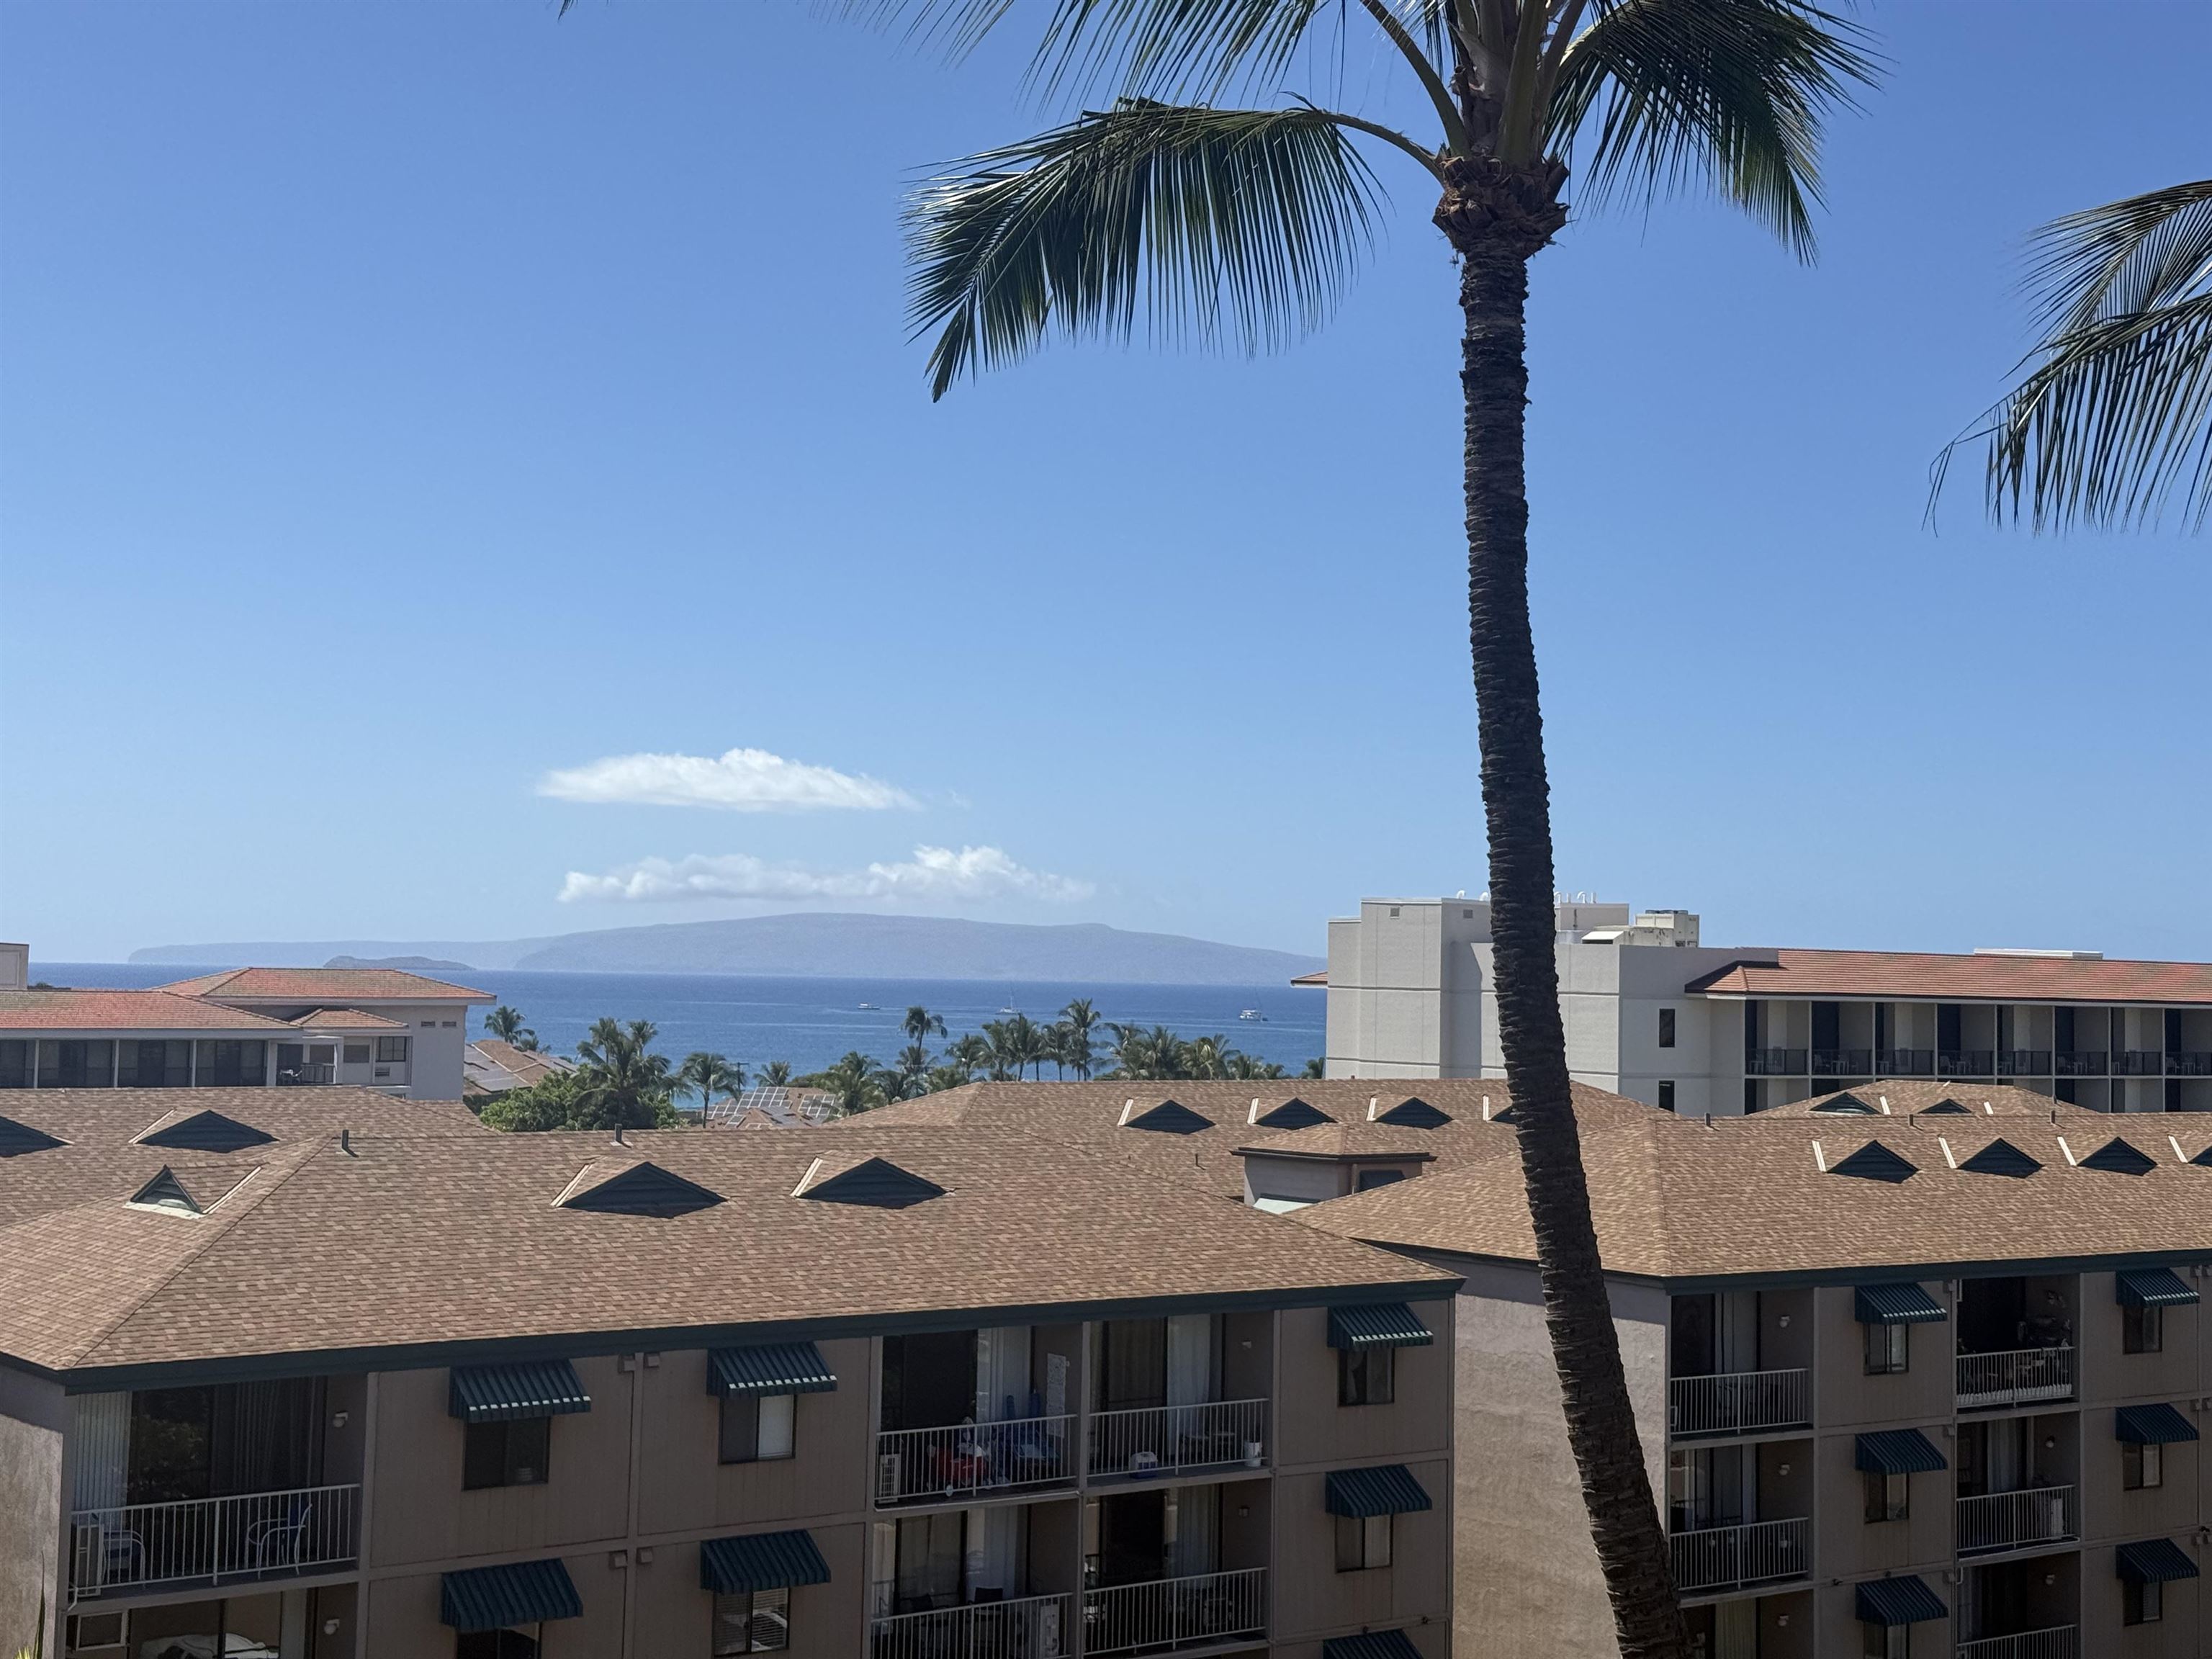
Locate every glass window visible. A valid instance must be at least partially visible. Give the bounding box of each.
[376,1035,410,1064]
[35,1040,113,1087]
[2124,1578,2162,1626]
[1863,1470,1908,1522]
[713,1587,791,1654]
[1334,1513,1392,1572]
[193,1041,267,1087]
[1338,1346,1395,1407]
[1863,1322,1909,1375]
[117,1040,190,1087]
[720,1394,795,1464]
[456,1632,539,1659]
[343,1043,372,1065]
[1659,1009,1676,1048]
[0,1040,27,1088]
[1658,1081,1676,1112]
[2123,1440,2163,1491]
[1861,1622,1908,1659]
[2123,1303,2163,1354]
[1354,1168,1406,1192]
[462,1418,550,1489]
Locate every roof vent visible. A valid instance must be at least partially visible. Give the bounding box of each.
[1375,1094,1452,1128]
[1251,1097,1331,1130]
[1812,1092,1879,1116]
[791,1154,945,1208]
[1118,1098,1211,1135]
[1958,1138,2041,1178]
[1920,1097,1973,1116]
[0,1114,65,1158]
[556,1159,724,1218]
[129,1166,204,1215]
[2080,1136,2157,1176]
[137,1110,276,1154]
[1830,1141,1918,1184]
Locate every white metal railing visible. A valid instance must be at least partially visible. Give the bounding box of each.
[872,1593,1073,1659]
[1956,1485,2077,1555]
[1084,1568,1267,1656]
[1087,1400,1268,1478]
[874,1416,1076,1506]
[1956,1627,2077,1659]
[1668,1370,1809,1438]
[69,1483,360,1593]
[1956,1346,2073,1408]
[1668,1517,1809,1593]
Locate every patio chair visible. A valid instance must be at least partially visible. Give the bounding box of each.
[247,1496,315,1568]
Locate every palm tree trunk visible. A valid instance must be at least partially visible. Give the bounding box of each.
[1460,240,1688,1659]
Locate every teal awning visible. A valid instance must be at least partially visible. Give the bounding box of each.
[1853,1282,1946,1324]
[2116,1539,2200,1584]
[1323,1631,1424,1659]
[449,1359,591,1423]
[2116,1403,2198,1444]
[708,1342,837,1398]
[441,1559,582,1630]
[1855,1430,1948,1475]
[700,1530,832,1595]
[2117,1267,2198,1308]
[1855,1577,1947,1626]
[1327,1303,1433,1349]
[1324,1464,1431,1518]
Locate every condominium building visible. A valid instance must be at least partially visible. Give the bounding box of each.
[1298,1104,2210,1658]
[1316,900,2212,1116]
[0,950,493,1100]
[0,1097,1457,1659]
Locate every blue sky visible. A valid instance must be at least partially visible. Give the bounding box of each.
[3,1,2206,964]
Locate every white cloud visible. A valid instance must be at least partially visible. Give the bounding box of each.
[557,845,1094,905]
[538,747,917,812]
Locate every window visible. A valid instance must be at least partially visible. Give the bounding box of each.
[456,1632,539,1659]
[1863,1470,1908,1522]
[462,1418,549,1489]
[713,1587,791,1654]
[2124,1578,2162,1626]
[1864,1321,1909,1375]
[421,1020,436,1028]
[35,1040,113,1087]
[1743,1079,1761,1115]
[1657,1081,1676,1112]
[343,1043,371,1065]
[376,1036,410,1064]
[1338,1345,1395,1407]
[2123,1440,2163,1491]
[1334,1513,1392,1572]
[2123,1303,2163,1354]
[1388,907,1399,918]
[442,1020,458,1028]
[1659,1009,1676,1048]
[0,1040,27,1088]
[1862,1623,1908,1659]
[719,1393,796,1464]
[1354,1168,1405,1192]
[193,1040,267,1087]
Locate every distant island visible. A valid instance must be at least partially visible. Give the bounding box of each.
[132,912,1322,986]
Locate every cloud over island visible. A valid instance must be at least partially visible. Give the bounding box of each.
[539,746,917,812]
[558,845,1094,905]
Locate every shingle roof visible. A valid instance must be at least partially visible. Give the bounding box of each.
[464,1040,573,1094]
[1685,949,2212,1006]
[290,1008,406,1030]
[156,967,493,1003]
[1296,1111,2212,1283]
[1762,1082,2112,1120]
[0,990,295,1032]
[0,1125,1455,1379]
[1236,1122,1441,1161]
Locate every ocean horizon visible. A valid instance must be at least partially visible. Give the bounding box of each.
[38,961,1328,1080]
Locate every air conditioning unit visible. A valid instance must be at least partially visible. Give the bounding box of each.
[877,1453,904,1504]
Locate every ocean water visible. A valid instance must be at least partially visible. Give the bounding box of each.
[37,963,1326,1079]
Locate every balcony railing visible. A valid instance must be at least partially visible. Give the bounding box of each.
[2170,1051,2212,1076]
[1087,1400,1268,1481]
[1668,1370,1810,1438]
[2053,1052,2106,1076]
[2116,1051,2164,1076]
[1956,1346,2073,1409]
[1084,1568,1267,1657]
[873,1593,1074,1659]
[1956,1628,2077,1659]
[875,1416,1076,1507]
[1995,1050,2051,1076]
[1957,1485,2077,1555]
[1877,1048,1935,1076]
[276,1063,336,1086]
[70,1484,359,1594]
[1938,1050,1996,1078]
[1744,1048,1807,1076]
[1811,1048,1872,1076]
[1668,1517,1809,1595]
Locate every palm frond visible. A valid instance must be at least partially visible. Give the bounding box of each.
[907,99,1382,398]
[1966,180,2212,531]
[1547,0,1877,260]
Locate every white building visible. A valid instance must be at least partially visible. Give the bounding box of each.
[0,949,491,1100]
[1318,899,2212,1115]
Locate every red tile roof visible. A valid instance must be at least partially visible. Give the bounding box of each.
[156,968,493,1003]
[1685,948,2212,1006]
[0,991,295,1032]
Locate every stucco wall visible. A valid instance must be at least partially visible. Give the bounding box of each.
[0,1366,65,1658]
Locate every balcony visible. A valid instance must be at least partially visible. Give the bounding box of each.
[1995,1050,2051,1076]
[1938,1051,1996,1078]
[873,1593,1074,1659]
[1668,1370,1810,1439]
[1956,1346,2073,1410]
[1087,1401,1267,1483]
[1956,1485,2078,1556]
[874,1416,1076,1507]
[69,1484,360,1595]
[2052,1052,2106,1076]
[276,1063,336,1086]
[1084,1568,1267,1657]
[1811,1048,1872,1076]
[1668,1517,1809,1596]
[2116,1051,2164,1076]
[2168,1051,2212,1076]
[1956,1629,2076,1659]
[1744,1048,1807,1076]
[1877,1048,1935,1076]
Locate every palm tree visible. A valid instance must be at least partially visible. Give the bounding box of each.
[1058,998,1102,1079]
[572,1017,675,1130]
[904,1004,949,1045]
[1944,179,2211,531]
[818,1050,886,1117]
[948,1033,994,1081]
[1300,1056,1326,1080]
[1106,1022,1194,1082]
[981,1019,1017,1081]
[759,1060,793,1087]
[871,6,1873,1647]
[894,1042,934,1098]
[484,1005,536,1050]
[678,1051,745,1115]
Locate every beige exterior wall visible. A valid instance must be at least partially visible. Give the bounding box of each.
[1272,1457,1450,1642]
[0,1365,66,1658]
[630,1523,868,1659]
[1272,1298,1453,1471]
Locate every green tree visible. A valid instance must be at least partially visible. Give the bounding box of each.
[1946,178,2211,531]
[1057,998,1102,1079]
[1300,1056,1326,1080]
[678,1051,746,1115]
[872,7,1872,1646]
[948,1033,994,1081]
[758,1060,793,1087]
[903,1004,949,1045]
[572,1017,678,1130]
[484,1005,536,1050]
[1106,1023,1194,1082]
[893,1042,934,1098]
[478,1069,589,1133]
[817,1050,887,1116]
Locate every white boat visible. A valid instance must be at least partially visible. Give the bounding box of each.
[998,1005,1019,1015]
[1238,1009,1266,1022]
[858,1002,876,1010]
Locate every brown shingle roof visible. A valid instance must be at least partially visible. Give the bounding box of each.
[156,967,493,1003]
[1757,1081,2112,1120]
[0,991,295,1031]
[1686,948,2212,1006]
[1234,1122,1443,1161]
[290,1008,406,1030]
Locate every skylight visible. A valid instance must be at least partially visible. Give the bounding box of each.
[556,1159,724,1218]
[1958,1138,2041,1178]
[1830,1141,1917,1183]
[2080,1136,2157,1176]
[1120,1099,1211,1135]
[791,1154,946,1208]
[137,1110,276,1154]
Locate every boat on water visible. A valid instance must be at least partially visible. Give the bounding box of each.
[858,1002,876,1010]
[998,1006,1019,1015]
[1238,1009,1267,1022]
